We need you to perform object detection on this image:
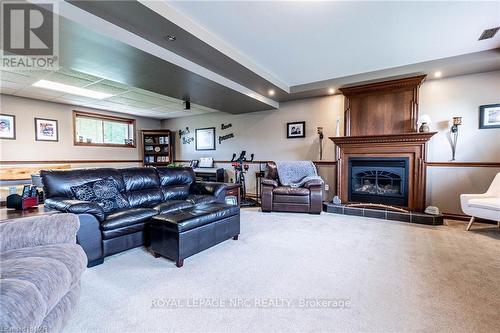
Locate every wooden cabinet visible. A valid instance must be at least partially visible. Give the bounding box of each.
[141,130,173,166]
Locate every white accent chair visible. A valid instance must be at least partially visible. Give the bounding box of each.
[460,172,500,230]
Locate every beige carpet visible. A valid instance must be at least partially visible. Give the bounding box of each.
[64,209,500,333]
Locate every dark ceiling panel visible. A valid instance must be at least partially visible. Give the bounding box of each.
[55,16,275,114]
[67,0,288,100]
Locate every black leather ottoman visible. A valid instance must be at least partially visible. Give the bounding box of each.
[149,203,240,267]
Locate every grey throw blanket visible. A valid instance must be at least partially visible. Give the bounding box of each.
[275,161,323,187]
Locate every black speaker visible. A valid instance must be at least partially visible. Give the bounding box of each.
[184,100,190,110]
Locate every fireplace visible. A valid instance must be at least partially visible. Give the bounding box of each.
[329,76,435,212]
[348,157,409,206]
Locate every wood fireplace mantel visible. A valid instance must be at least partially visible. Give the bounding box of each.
[330,132,437,145]
[329,132,436,212]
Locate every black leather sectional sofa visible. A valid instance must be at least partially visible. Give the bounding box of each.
[41,167,238,267]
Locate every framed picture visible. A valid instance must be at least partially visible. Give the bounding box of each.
[479,104,500,129]
[287,121,305,138]
[35,118,59,142]
[195,127,216,150]
[0,114,16,139]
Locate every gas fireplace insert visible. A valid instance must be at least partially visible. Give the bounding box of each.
[348,157,409,207]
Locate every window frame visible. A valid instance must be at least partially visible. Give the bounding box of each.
[73,110,136,148]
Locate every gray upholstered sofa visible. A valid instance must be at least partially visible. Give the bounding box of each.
[0,214,87,333]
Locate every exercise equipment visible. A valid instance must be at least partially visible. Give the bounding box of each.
[231,151,258,207]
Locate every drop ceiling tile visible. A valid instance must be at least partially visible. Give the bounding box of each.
[14,90,58,101]
[55,68,102,82]
[106,95,157,109]
[86,82,128,95]
[44,72,96,87]
[100,80,130,90]
[94,100,128,109]
[0,71,37,84]
[3,69,53,79]
[151,101,183,111]
[16,86,66,98]
[119,91,175,107]
[0,88,17,95]
[141,90,180,103]
[58,94,103,105]
[163,111,190,119]
[0,80,25,92]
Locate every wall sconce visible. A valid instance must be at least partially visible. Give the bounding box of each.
[450,116,462,161]
[317,127,324,160]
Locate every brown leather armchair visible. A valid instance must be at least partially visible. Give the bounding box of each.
[261,162,323,214]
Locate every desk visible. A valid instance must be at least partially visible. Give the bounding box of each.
[193,168,225,182]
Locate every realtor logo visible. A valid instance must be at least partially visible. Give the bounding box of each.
[1,1,58,69]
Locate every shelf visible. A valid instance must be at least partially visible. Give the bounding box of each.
[142,129,173,167]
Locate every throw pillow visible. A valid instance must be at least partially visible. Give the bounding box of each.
[71,178,129,213]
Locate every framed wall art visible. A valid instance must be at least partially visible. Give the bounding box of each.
[287,121,305,138]
[195,127,216,150]
[0,114,16,139]
[479,104,500,129]
[35,118,59,142]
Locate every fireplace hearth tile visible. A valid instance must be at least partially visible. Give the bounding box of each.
[364,209,386,219]
[411,213,443,225]
[323,202,443,226]
[344,207,364,216]
[387,211,410,222]
[329,205,344,215]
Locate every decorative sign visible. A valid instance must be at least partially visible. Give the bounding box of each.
[221,123,232,130]
[178,126,190,139]
[182,137,194,144]
[179,126,194,145]
[219,133,234,144]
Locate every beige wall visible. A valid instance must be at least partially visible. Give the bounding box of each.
[420,71,500,162]
[0,94,161,165]
[419,71,500,213]
[163,71,500,214]
[163,94,344,200]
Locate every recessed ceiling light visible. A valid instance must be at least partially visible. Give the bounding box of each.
[434,71,442,78]
[165,35,176,41]
[32,80,113,99]
[328,88,335,94]
[268,89,275,96]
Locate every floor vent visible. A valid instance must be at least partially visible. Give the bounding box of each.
[478,27,499,40]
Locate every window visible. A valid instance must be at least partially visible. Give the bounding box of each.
[73,111,136,147]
